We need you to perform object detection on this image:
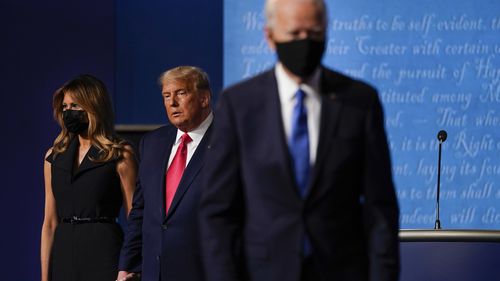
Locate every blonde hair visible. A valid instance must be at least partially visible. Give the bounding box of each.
[52,74,126,162]
[158,65,212,96]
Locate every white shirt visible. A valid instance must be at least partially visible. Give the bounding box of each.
[167,112,214,169]
[275,63,322,164]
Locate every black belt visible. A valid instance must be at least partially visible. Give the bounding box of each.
[60,216,117,224]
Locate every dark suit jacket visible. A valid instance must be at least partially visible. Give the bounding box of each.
[119,124,211,281]
[200,67,400,281]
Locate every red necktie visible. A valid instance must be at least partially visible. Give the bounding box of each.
[165,133,192,212]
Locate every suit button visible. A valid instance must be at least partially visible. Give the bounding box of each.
[162,224,168,230]
[156,255,160,262]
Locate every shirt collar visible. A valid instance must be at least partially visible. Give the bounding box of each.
[275,63,321,101]
[174,112,213,145]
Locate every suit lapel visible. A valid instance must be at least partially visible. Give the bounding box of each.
[306,68,343,198]
[52,137,108,181]
[74,145,108,178]
[165,124,213,221]
[264,71,304,202]
[50,137,78,173]
[158,128,177,220]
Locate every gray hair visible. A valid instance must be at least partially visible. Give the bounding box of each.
[264,0,328,29]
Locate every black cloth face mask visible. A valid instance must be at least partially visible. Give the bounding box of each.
[63,110,89,134]
[275,38,325,78]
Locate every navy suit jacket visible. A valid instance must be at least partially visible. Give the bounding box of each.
[200,67,400,281]
[119,124,211,281]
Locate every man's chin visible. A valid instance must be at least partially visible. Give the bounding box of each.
[168,116,182,123]
[169,120,187,130]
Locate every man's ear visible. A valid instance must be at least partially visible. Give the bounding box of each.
[265,26,276,51]
[200,90,211,108]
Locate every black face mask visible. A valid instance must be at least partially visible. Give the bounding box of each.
[275,38,325,78]
[63,110,89,134]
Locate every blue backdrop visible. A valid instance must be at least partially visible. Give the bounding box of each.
[0,0,221,280]
[114,0,223,124]
[224,0,500,229]
[0,1,115,280]
[1,0,499,280]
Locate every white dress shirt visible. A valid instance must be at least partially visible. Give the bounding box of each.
[167,112,214,169]
[275,63,322,164]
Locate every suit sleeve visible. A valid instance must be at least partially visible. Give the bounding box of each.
[362,91,400,281]
[118,137,146,273]
[199,91,245,281]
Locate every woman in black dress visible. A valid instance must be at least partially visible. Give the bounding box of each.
[41,75,137,281]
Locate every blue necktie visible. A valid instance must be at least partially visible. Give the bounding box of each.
[289,88,310,197]
[289,88,312,257]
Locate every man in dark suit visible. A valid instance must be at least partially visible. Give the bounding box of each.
[199,1,400,281]
[117,66,213,281]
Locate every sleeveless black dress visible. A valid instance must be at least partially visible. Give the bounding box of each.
[46,138,124,281]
